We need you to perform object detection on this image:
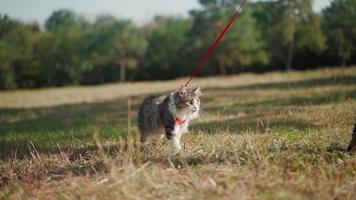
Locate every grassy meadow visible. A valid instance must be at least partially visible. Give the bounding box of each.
[0,67,355,199]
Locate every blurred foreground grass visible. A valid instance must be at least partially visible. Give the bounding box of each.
[0,67,355,199]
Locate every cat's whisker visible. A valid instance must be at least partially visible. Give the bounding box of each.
[197,109,208,116]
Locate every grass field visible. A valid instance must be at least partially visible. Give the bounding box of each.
[0,67,355,199]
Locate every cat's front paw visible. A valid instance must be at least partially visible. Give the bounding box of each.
[166,133,173,140]
[165,128,174,139]
[164,126,175,140]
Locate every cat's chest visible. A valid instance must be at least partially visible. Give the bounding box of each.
[175,112,190,120]
[175,114,193,127]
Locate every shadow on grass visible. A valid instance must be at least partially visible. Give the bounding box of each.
[192,117,318,134]
[201,76,356,116]
[0,96,144,160]
[208,75,356,91]
[0,75,355,161]
[0,140,98,161]
[199,88,356,135]
[236,88,356,109]
[0,95,149,143]
[0,99,128,134]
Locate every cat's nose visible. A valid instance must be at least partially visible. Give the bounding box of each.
[192,107,197,112]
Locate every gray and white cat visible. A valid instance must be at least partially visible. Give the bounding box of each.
[138,86,202,150]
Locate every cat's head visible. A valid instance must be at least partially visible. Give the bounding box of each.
[174,86,202,115]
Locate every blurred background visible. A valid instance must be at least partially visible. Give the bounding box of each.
[0,0,355,90]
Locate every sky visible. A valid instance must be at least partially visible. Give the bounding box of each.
[0,0,332,25]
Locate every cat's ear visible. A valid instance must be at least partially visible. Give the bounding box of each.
[193,87,202,97]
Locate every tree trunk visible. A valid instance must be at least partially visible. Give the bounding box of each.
[218,57,227,76]
[342,56,347,67]
[120,63,126,82]
[48,75,52,86]
[286,40,294,71]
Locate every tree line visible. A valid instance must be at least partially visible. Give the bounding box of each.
[0,0,355,90]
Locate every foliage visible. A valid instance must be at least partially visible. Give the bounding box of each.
[0,0,355,89]
[187,0,268,75]
[0,14,41,89]
[253,0,326,70]
[322,0,356,66]
[89,16,147,82]
[140,17,192,80]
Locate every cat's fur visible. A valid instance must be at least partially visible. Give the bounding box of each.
[138,86,201,150]
[347,123,356,152]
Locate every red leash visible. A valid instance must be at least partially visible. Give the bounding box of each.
[184,0,248,87]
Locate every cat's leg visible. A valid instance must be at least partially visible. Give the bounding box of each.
[164,124,175,140]
[182,122,189,134]
[161,112,175,140]
[139,132,151,151]
[173,126,183,150]
[159,98,176,140]
[140,132,149,145]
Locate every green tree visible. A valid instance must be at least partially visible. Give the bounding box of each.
[33,32,60,86]
[274,0,326,70]
[115,22,147,82]
[142,16,192,80]
[45,10,92,86]
[187,0,268,75]
[0,15,19,89]
[45,10,89,32]
[322,0,356,66]
[90,16,146,82]
[0,14,42,89]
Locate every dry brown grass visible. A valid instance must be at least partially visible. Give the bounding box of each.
[0,67,354,108]
[0,67,355,199]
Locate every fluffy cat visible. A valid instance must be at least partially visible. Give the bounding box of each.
[138,86,201,150]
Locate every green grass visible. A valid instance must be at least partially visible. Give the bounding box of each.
[0,67,355,199]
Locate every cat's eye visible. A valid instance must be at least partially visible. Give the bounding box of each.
[184,100,193,105]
